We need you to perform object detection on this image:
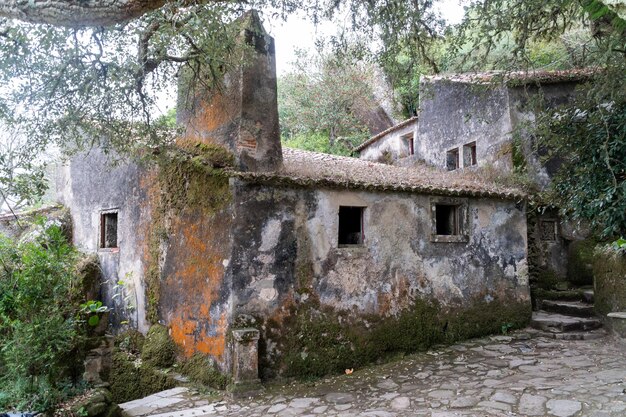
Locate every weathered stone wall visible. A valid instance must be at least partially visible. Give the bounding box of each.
[359,121,417,163]
[57,150,151,333]
[593,246,626,316]
[228,180,530,377]
[507,82,579,188]
[57,148,236,372]
[415,79,513,171]
[177,11,281,173]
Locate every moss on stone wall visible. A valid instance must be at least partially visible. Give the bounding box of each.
[266,297,531,380]
[141,324,177,368]
[109,329,177,403]
[144,142,234,324]
[535,268,563,290]
[179,353,230,389]
[593,246,626,316]
[109,351,176,403]
[567,239,596,286]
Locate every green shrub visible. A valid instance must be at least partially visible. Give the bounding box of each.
[0,222,86,412]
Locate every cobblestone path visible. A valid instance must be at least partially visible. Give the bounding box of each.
[121,331,626,417]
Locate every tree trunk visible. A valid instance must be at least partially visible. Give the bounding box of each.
[329,126,336,147]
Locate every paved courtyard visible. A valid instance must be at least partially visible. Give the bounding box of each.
[121,331,626,417]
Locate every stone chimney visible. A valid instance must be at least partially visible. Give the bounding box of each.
[177,10,282,172]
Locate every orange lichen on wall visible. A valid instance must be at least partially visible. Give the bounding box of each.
[183,92,237,144]
[163,213,231,361]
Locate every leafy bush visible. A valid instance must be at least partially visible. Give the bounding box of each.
[0,222,85,412]
[282,132,362,156]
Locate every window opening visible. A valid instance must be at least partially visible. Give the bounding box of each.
[403,134,414,156]
[435,204,460,235]
[446,148,459,171]
[338,206,364,245]
[100,212,118,249]
[540,220,557,241]
[463,141,477,167]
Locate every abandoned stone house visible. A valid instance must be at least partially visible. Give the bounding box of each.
[52,14,584,381]
[355,69,595,284]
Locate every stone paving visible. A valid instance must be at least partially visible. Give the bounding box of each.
[120,331,626,417]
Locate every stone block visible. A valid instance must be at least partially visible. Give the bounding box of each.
[231,328,260,386]
[607,312,626,338]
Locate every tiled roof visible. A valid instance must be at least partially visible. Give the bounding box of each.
[353,116,418,153]
[424,68,597,85]
[232,148,525,200]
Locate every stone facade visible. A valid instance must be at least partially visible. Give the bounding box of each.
[356,70,593,282]
[55,16,533,379]
[355,117,418,164]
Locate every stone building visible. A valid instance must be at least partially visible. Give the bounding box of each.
[356,69,595,284]
[56,13,532,380]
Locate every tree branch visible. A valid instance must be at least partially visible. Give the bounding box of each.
[0,0,168,27]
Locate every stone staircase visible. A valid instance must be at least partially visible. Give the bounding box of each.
[531,288,606,340]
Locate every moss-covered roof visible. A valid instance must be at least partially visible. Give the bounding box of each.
[232,148,525,200]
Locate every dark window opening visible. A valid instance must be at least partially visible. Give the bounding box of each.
[435,204,459,235]
[540,220,557,241]
[403,134,414,156]
[100,212,118,249]
[446,148,459,171]
[463,141,477,166]
[338,206,364,245]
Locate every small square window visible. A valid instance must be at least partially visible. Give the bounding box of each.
[435,204,460,235]
[431,199,468,243]
[463,141,477,167]
[338,206,364,246]
[540,220,557,241]
[446,148,459,171]
[100,211,118,249]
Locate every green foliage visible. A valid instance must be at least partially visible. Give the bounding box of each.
[614,238,626,250]
[282,132,357,156]
[80,301,110,327]
[278,47,375,154]
[0,128,49,212]
[0,223,85,412]
[537,77,626,238]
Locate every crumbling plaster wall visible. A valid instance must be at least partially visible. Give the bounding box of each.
[57,149,236,372]
[228,180,529,371]
[57,150,151,333]
[415,80,513,171]
[359,122,417,163]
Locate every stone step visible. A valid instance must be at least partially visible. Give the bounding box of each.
[583,290,594,304]
[531,311,602,333]
[535,328,608,341]
[541,300,595,317]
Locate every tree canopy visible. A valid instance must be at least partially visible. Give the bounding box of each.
[279,47,388,155]
[0,0,624,235]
